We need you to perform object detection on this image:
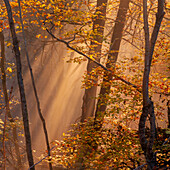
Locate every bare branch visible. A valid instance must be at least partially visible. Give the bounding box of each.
[28,146,56,170]
[149,0,165,65]
[122,37,143,51]
[142,0,150,105]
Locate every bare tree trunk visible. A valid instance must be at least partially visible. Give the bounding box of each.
[139,0,165,169]
[3,0,35,169]
[17,0,52,169]
[168,100,170,128]
[0,31,22,169]
[94,0,130,129]
[81,0,108,122]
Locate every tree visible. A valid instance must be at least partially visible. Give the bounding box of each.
[94,0,130,129]
[0,0,169,169]
[44,0,169,169]
[3,0,35,169]
[0,29,22,169]
[81,0,108,122]
[139,0,165,169]
[17,0,52,169]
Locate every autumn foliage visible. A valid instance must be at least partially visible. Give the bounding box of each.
[0,0,169,169]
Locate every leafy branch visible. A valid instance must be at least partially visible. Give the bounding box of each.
[46,28,141,93]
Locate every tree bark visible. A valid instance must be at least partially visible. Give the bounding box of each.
[168,100,170,128]
[94,0,130,129]
[17,0,52,169]
[0,31,22,169]
[3,0,35,169]
[81,0,108,122]
[139,0,165,169]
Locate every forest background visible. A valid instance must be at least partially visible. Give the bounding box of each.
[0,0,169,169]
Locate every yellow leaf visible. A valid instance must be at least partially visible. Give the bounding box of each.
[41,4,46,7]
[36,34,41,38]
[133,56,138,62]
[7,42,11,47]
[7,67,12,73]
[89,55,95,61]
[0,119,4,124]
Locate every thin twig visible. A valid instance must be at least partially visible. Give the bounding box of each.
[122,38,142,52]
[133,163,147,170]
[28,146,56,170]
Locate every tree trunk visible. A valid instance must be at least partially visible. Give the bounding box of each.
[17,0,52,169]
[139,0,165,169]
[94,0,130,129]
[0,31,22,169]
[168,100,170,128]
[3,0,35,169]
[81,0,108,122]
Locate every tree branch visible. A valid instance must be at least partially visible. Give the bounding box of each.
[149,0,165,65]
[142,0,150,106]
[46,28,141,93]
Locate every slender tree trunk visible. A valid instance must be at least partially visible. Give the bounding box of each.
[3,0,35,169]
[94,0,130,128]
[79,1,130,165]
[81,0,108,122]
[17,0,52,169]
[139,0,165,169]
[168,100,170,128]
[0,31,22,169]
